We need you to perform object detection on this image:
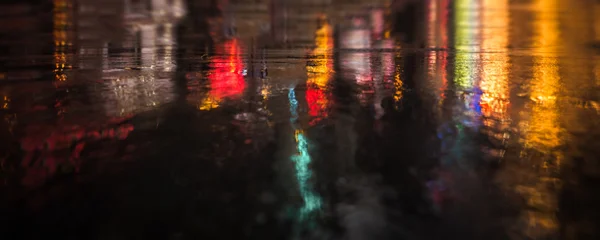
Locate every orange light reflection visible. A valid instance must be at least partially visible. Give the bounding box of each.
[480,0,510,146]
[517,0,562,237]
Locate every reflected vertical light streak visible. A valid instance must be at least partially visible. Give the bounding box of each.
[438,0,450,108]
[527,1,560,160]
[161,23,175,72]
[454,0,480,90]
[480,0,509,144]
[446,0,481,169]
[340,22,372,106]
[339,18,371,85]
[453,0,481,137]
[306,20,333,125]
[427,0,451,117]
[53,0,73,82]
[288,88,322,221]
[383,0,393,39]
[393,52,403,105]
[427,0,438,48]
[426,0,439,102]
[517,0,561,237]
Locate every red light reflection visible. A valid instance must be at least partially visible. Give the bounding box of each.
[201,39,246,110]
[306,88,329,125]
[19,119,134,187]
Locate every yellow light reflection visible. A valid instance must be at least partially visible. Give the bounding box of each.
[383,0,393,39]
[518,0,561,237]
[261,81,271,101]
[199,95,220,111]
[393,52,403,104]
[306,21,333,88]
[454,0,480,90]
[2,96,9,110]
[53,0,73,82]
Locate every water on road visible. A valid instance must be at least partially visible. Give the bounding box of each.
[1,0,600,239]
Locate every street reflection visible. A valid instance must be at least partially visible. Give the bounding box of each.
[2,0,600,239]
[100,5,181,117]
[12,0,185,187]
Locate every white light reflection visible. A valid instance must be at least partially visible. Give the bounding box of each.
[340,17,372,106]
[98,0,183,117]
[340,24,372,84]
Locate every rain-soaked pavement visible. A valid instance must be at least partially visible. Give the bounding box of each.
[1,0,600,239]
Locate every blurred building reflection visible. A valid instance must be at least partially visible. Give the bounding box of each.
[426,0,448,49]
[270,0,327,45]
[372,38,394,118]
[95,0,183,116]
[339,15,372,106]
[16,0,184,187]
[371,5,395,118]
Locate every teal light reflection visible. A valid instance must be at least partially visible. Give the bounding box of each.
[288,88,323,222]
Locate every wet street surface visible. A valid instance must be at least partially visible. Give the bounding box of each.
[2,0,600,239]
